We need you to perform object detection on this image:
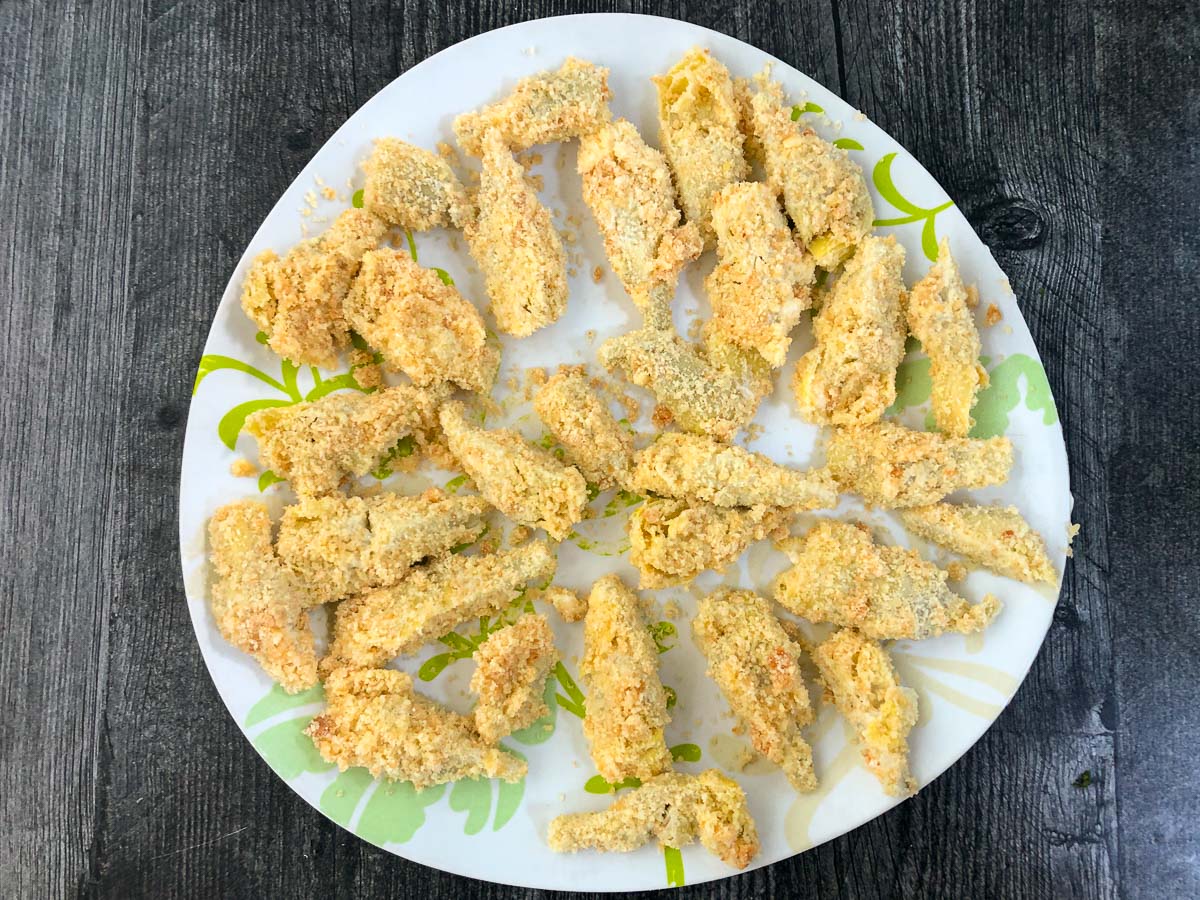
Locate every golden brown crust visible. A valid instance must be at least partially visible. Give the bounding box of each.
[208,501,318,693]
[652,48,748,246]
[533,370,633,489]
[898,503,1057,584]
[244,384,447,499]
[772,520,1002,640]
[827,421,1013,507]
[454,57,612,156]
[439,401,588,540]
[812,628,918,797]
[275,489,490,602]
[629,499,793,589]
[793,235,907,425]
[361,138,471,230]
[707,182,815,367]
[464,132,568,336]
[322,541,556,672]
[307,667,526,788]
[630,432,838,509]
[470,612,559,743]
[581,575,672,782]
[693,590,817,792]
[541,586,588,622]
[547,770,759,869]
[241,209,386,368]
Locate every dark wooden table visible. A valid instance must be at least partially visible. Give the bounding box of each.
[3,1,1196,897]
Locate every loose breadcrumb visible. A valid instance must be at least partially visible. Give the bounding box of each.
[906,239,988,436]
[533,370,634,489]
[542,586,588,622]
[812,628,918,797]
[582,575,672,782]
[898,503,1057,584]
[322,540,556,672]
[307,667,525,788]
[985,303,1003,326]
[693,590,817,792]
[827,421,1013,507]
[345,250,500,392]
[548,770,759,869]
[772,520,1001,639]
[361,137,471,230]
[440,401,588,540]
[230,458,257,478]
[471,612,559,743]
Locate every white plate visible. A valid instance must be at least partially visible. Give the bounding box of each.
[179,13,1072,892]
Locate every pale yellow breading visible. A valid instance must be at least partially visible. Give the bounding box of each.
[738,69,873,268]
[275,489,490,602]
[533,370,633,489]
[306,667,526,789]
[693,590,817,792]
[241,208,386,368]
[577,119,701,329]
[245,384,447,498]
[322,541,556,672]
[811,628,918,797]
[581,575,672,782]
[361,137,471,230]
[653,48,748,245]
[905,239,988,436]
[454,57,612,156]
[629,499,793,589]
[630,432,838,509]
[464,131,568,336]
[793,235,908,425]
[827,421,1013,507]
[707,182,816,367]
[542,586,588,622]
[598,327,763,441]
[470,612,559,743]
[344,249,499,392]
[898,503,1057,584]
[440,401,588,540]
[548,770,759,870]
[772,520,1001,640]
[208,501,317,693]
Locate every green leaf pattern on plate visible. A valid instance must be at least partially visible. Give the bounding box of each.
[871,152,955,262]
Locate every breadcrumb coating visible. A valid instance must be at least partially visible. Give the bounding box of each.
[470,612,559,743]
[454,57,612,156]
[241,208,386,368]
[598,327,762,441]
[630,432,838,509]
[793,235,907,425]
[344,249,499,392]
[653,48,748,245]
[464,131,568,336]
[245,384,447,498]
[306,667,526,789]
[827,421,1014,507]
[898,503,1057,584]
[577,119,700,329]
[738,69,873,268]
[693,590,817,791]
[208,501,317,693]
[772,520,1001,640]
[548,770,759,869]
[812,628,918,797]
[361,137,471,230]
[541,586,588,622]
[275,489,490,602]
[629,499,793,588]
[440,401,588,540]
[707,181,816,367]
[905,239,988,436]
[533,370,633,489]
[581,575,672,782]
[322,541,556,672]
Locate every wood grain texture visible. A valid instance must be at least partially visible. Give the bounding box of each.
[0,0,1194,898]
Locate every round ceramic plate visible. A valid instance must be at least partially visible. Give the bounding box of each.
[179,13,1072,892]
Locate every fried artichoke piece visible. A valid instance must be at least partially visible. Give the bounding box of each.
[361,137,471,230]
[898,502,1057,584]
[533,369,634,489]
[470,612,559,743]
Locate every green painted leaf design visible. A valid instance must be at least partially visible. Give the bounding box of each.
[417,653,454,682]
[670,743,702,763]
[356,782,446,845]
[257,469,284,492]
[585,774,642,794]
[834,137,864,151]
[552,661,586,719]
[649,621,677,654]
[449,777,492,835]
[433,267,454,286]
[872,153,924,217]
[664,685,677,709]
[244,683,324,728]
[790,101,824,120]
[404,230,418,262]
[194,354,288,396]
[445,474,470,494]
[603,490,643,518]
[351,188,364,208]
[510,678,557,745]
[218,398,292,450]
[887,356,932,415]
[251,715,334,779]
[664,846,685,887]
[319,767,374,826]
[970,354,1057,438]
[493,775,525,831]
[871,153,954,261]
[370,435,415,480]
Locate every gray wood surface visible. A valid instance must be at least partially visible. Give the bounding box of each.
[1,1,1196,897]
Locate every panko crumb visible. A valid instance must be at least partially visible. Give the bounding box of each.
[985,303,1003,326]
[321,186,337,201]
[509,525,533,545]
[966,284,980,309]
[543,586,588,622]
[230,458,258,478]
[947,561,968,581]
[663,599,683,620]
[651,405,674,428]
[585,329,597,343]
[1066,522,1081,557]
[592,266,604,283]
